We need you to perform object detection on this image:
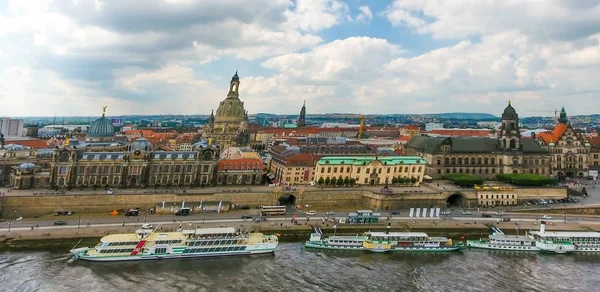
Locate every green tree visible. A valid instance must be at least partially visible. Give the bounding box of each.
[325,177,331,185]
[410,177,417,184]
[343,177,350,185]
[392,177,399,184]
[349,178,356,185]
[330,177,337,185]
[318,177,325,186]
[337,177,344,186]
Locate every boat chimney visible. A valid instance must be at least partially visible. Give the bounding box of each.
[540,221,546,234]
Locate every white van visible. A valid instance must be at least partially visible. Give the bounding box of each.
[306,210,317,216]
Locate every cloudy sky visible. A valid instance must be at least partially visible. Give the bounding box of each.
[1,0,599,117]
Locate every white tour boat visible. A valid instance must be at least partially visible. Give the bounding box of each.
[71,226,279,262]
[530,221,600,254]
[466,225,539,251]
[304,227,463,252]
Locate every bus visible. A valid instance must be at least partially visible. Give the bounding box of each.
[261,205,287,216]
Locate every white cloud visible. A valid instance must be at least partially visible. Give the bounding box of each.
[383,0,600,40]
[287,0,350,32]
[355,6,373,24]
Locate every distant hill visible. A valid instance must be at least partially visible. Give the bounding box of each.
[422,113,498,120]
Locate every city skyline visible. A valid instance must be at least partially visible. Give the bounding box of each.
[1,1,599,117]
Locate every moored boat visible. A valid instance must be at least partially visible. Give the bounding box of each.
[466,224,538,251]
[304,227,463,252]
[71,226,279,262]
[530,221,600,254]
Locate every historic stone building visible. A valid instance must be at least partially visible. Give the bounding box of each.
[313,156,426,185]
[535,107,591,178]
[217,157,265,185]
[9,141,220,190]
[203,71,249,151]
[406,102,552,179]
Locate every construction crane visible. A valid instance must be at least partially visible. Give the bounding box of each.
[357,116,365,138]
[523,109,558,124]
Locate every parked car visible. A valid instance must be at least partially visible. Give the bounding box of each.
[142,224,154,229]
[325,211,336,216]
[495,211,505,216]
[482,213,493,218]
[306,210,317,216]
[542,215,553,219]
[462,211,472,215]
[390,211,400,215]
[440,211,451,215]
[54,221,68,226]
[241,215,254,220]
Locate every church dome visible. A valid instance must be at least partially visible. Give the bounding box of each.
[502,101,518,118]
[231,71,239,82]
[131,137,152,151]
[88,116,115,138]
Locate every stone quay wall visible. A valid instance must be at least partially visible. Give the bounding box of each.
[0,187,566,218]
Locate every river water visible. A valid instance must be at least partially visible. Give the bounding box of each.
[2,243,600,292]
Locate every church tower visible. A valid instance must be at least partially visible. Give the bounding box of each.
[296,101,306,127]
[500,100,520,151]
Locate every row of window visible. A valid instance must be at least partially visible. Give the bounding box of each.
[99,249,134,254]
[320,166,422,174]
[438,157,503,166]
[155,240,182,245]
[225,163,261,170]
[151,164,206,173]
[480,194,516,199]
[107,241,139,247]
[188,239,243,246]
[183,246,246,253]
[76,176,120,186]
[78,165,122,174]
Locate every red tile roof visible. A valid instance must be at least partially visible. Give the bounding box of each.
[9,139,48,149]
[536,123,568,144]
[396,136,411,142]
[589,136,600,149]
[124,129,155,136]
[218,158,265,171]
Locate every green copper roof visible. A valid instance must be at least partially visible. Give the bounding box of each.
[316,156,426,166]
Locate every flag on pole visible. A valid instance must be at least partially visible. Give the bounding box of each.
[217,200,223,213]
[333,225,337,229]
[162,201,165,209]
[182,201,186,208]
[199,200,204,210]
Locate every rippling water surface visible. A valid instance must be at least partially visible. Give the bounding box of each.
[2,243,600,292]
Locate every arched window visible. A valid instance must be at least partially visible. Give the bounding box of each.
[451,158,456,164]
[471,158,476,164]
[478,158,482,164]
[490,158,495,165]
[458,158,463,164]
[484,158,489,165]
[444,158,449,165]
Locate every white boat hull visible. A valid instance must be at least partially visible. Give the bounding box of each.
[466,241,539,251]
[72,245,277,262]
[535,242,575,254]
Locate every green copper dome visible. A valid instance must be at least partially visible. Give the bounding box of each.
[502,100,518,119]
[88,116,115,138]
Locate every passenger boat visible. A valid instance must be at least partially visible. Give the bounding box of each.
[530,222,600,254]
[466,224,539,251]
[304,227,462,252]
[70,226,279,262]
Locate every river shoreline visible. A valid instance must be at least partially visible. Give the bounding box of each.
[1,219,597,251]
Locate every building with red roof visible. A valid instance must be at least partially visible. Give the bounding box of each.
[217,158,265,185]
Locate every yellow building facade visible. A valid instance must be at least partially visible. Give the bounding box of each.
[314,156,426,185]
